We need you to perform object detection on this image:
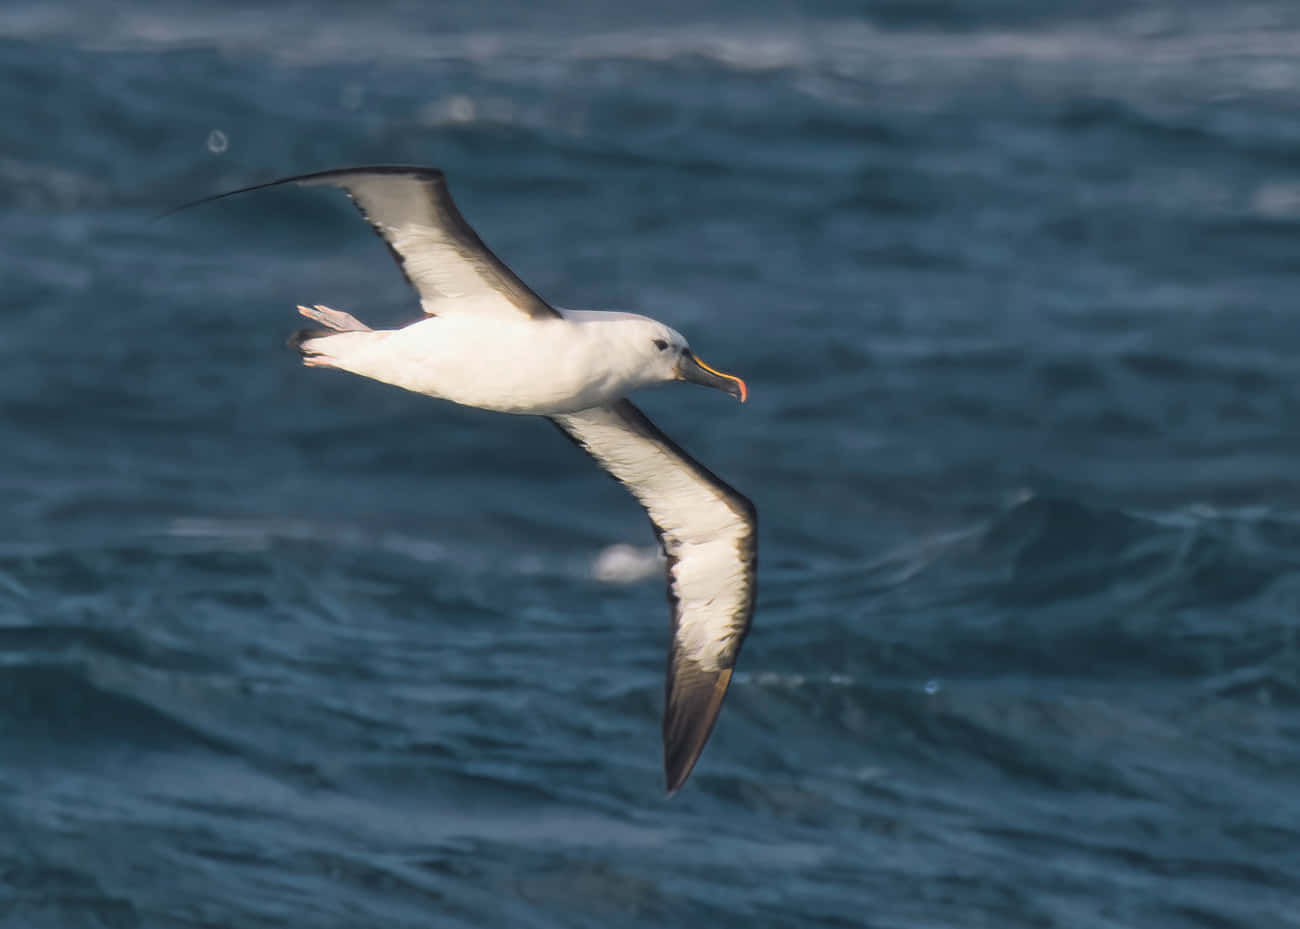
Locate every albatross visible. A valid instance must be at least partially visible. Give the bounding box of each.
[179,165,756,793]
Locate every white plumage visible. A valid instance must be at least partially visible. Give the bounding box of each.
[301,310,694,415]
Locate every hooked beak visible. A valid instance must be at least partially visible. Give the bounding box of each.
[676,350,748,403]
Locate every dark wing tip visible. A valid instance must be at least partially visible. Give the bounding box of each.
[157,164,446,220]
[664,665,734,795]
[293,164,445,185]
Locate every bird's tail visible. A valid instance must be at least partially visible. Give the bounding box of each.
[288,304,375,367]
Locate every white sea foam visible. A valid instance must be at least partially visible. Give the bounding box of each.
[161,518,666,586]
[163,516,449,563]
[1250,180,1300,220]
[590,543,661,584]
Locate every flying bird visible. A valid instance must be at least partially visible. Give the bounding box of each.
[178,166,756,793]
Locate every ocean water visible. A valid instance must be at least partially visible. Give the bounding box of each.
[3,1,1300,926]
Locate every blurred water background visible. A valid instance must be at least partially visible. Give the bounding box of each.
[2,1,1300,926]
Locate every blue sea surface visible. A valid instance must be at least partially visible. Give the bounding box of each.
[3,2,1300,926]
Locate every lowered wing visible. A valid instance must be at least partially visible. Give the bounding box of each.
[550,400,757,793]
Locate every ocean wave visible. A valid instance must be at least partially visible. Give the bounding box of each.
[163,515,453,563]
[161,516,663,588]
[767,494,1300,686]
[0,157,111,210]
[0,661,229,757]
[4,3,1297,105]
[974,495,1300,614]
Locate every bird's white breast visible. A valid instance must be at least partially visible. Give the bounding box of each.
[336,313,653,414]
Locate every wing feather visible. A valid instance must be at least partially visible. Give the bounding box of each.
[170,165,560,321]
[550,400,756,793]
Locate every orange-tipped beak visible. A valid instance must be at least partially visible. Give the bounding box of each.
[677,350,748,403]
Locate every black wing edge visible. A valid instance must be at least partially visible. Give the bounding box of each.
[155,167,445,314]
[160,164,559,321]
[547,400,757,794]
[155,165,444,220]
[660,506,755,795]
[663,662,735,795]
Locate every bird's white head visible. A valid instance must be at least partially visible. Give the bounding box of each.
[612,315,748,402]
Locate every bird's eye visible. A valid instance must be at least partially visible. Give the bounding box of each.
[653,339,669,351]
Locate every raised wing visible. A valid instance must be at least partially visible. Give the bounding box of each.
[172,165,560,321]
[550,400,757,793]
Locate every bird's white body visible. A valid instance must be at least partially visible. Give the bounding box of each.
[306,310,682,415]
